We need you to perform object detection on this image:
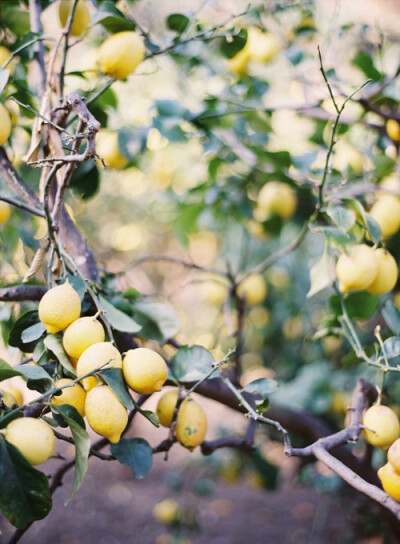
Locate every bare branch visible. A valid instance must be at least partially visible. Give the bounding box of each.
[28,0,46,95]
[0,195,44,217]
[0,285,46,302]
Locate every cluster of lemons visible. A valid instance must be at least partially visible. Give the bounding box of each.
[362,405,400,500]
[4,281,207,466]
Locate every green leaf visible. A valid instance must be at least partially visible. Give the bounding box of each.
[44,334,76,375]
[99,296,141,333]
[118,127,147,161]
[111,438,153,479]
[220,28,248,59]
[326,205,356,231]
[100,368,134,410]
[67,274,86,300]
[330,291,379,320]
[138,409,160,427]
[13,364,53,393]
[307,244,334,298]
[343,199,381,242]
[52,405,90,505]
[9,311,42,351]
[2,7,30,36]
[0,360,21,381]
[91,1,136,33]
[243,378,278,399]
[353,51,382,81]
[70,161,100,200]
[132,301,180,343]
[0,438,52,529]
[166,13,190,34]
[21,322,46,344]
[171,345,215,382]
[383,301,400,336]
[382,337,400,360]
[320,226,354,250]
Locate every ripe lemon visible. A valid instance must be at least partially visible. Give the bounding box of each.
[366,249,398,295]
[0,45,14,74]
[369,195,400,238]
[0,386,23,408]
[378,462,400,501]
[152,499,179,525]
[156,390,180,427]
[201,280,228,306]
[5,417,55,465]
[51,378,86,417]
[363,405,400,450]
[176,398,207,451]
[237,274,267,306]
[256,182,297,220]
[85,385,128,443]
[227,47,250,76]
[0,201,11,224]
[336,244,378,293]
[96,130,128,169]
[5,99,19,126]
[38,282,81,333]
[59,0,91,36]
[123,348,168,395]
[0,103,12,146]
[76,342,122,391]
[388,438,400,473]
[98,31,145,79]
[63,316,105,360]
[247,27,280,63]
[386,119,400,142]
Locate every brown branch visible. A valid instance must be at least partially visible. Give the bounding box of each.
[28,0,46,95]
[0,195,44,217]
[0,285,46,301]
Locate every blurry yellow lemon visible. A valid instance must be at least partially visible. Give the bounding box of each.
[98,31,145,79]
[96,130,128,169]
[201,280,228,306]
[386,119,400,142]
[152,499,179,525]
[366,249,398,295]
[0,201,11,224]
[388,438,400,473]
[247,27,280,63]
[38,282,81,333]
[123,348,168,394]
[363,405,400,450]
[5,417,55,465]
[63,316,105,360]
[85,385,128,443]
[59,0,90,36]
[5,99,19,125]
[336,244,378,293]
[176,398,207,451]
[257,182,297,219]
[0,103,12,145]
[52,378,86,417]
[0,386,23,407]
[237,274,267,305]
[156,390,179,427]
[369,195,400,238]
[378,462,400,501]
[0,45,14,74]
[76,342,122,391]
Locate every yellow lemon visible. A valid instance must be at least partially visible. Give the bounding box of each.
[366,249,398,295]
[51,378,86,417]
[201,280,229,306]
[0,201,11,224]
[378,462,400,501]
[363,405,400,450]
[96,130,128,169]
[5,417,55,465]
[38,282,81,333]
[152,499,179,525]
[5,99,19,126]
[0,45,14,74]
[256,182,297,219]
[0,103,12,146]
[76,341,122,391]
[336,244,378,293]
[0,386,23,407]
[388,438,400,473]
[386,119,400,142]
[237,274,267,306]
[98,31,145,79]
[227,47,250,76]
[59,0,91,36]
[369,195,400,238]
[85,385,127,443]
[156,390,180,427]
[247,27,280,63]
[176,398,207,451]
[63,316,105,360]
[123,348,168,395]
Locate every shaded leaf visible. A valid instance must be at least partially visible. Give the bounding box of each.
[91,1,135,33]
[0,360,21,381]
[220,28,248,58]
[13,364,53,393]
[21,322,46,344]
[171,345,215,382]
[9,311,42,352]
[111,438,153,479]
[44,334,76,375]
[243,378,278,399]
[326,205,356,231]
[99,296,141,333]
[383,301,400,336]
[307,244,334,298]
[133,300,180,344]
[166,13,190,34]
[100,368,134,410]
[382,337,400,360]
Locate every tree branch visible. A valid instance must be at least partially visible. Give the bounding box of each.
[0,285,46,301]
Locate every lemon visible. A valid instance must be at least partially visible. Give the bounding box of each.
[5,99,19,125]
[0,103,12,146]
[96,130,128,169]
[98,31,145,79]
[388,438,400,473]
[76,341,122,391]
[63,316,105,360]
[256,182,297,220]
[152,499,179,525]
[123,348,168,395]
[176,398,207,451]
[59,0,90,36]
[38,282,81,333]
[201,280,228,306]
[369,195,400,238]
[156,390,180,427]
[378,462,400,501]
[336,244,378,293]
[51,378,86,417]
[366,249,398,295]
[0,201,11,224]
[363,405,400,450]
[85,385,127,443]
[0,45,14,74]
[247,27,280,63]
[227,47,250,76]
[0,386,23,408]
[5,417,56,465]
[237,274,267,306]
[386,119,400,142]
